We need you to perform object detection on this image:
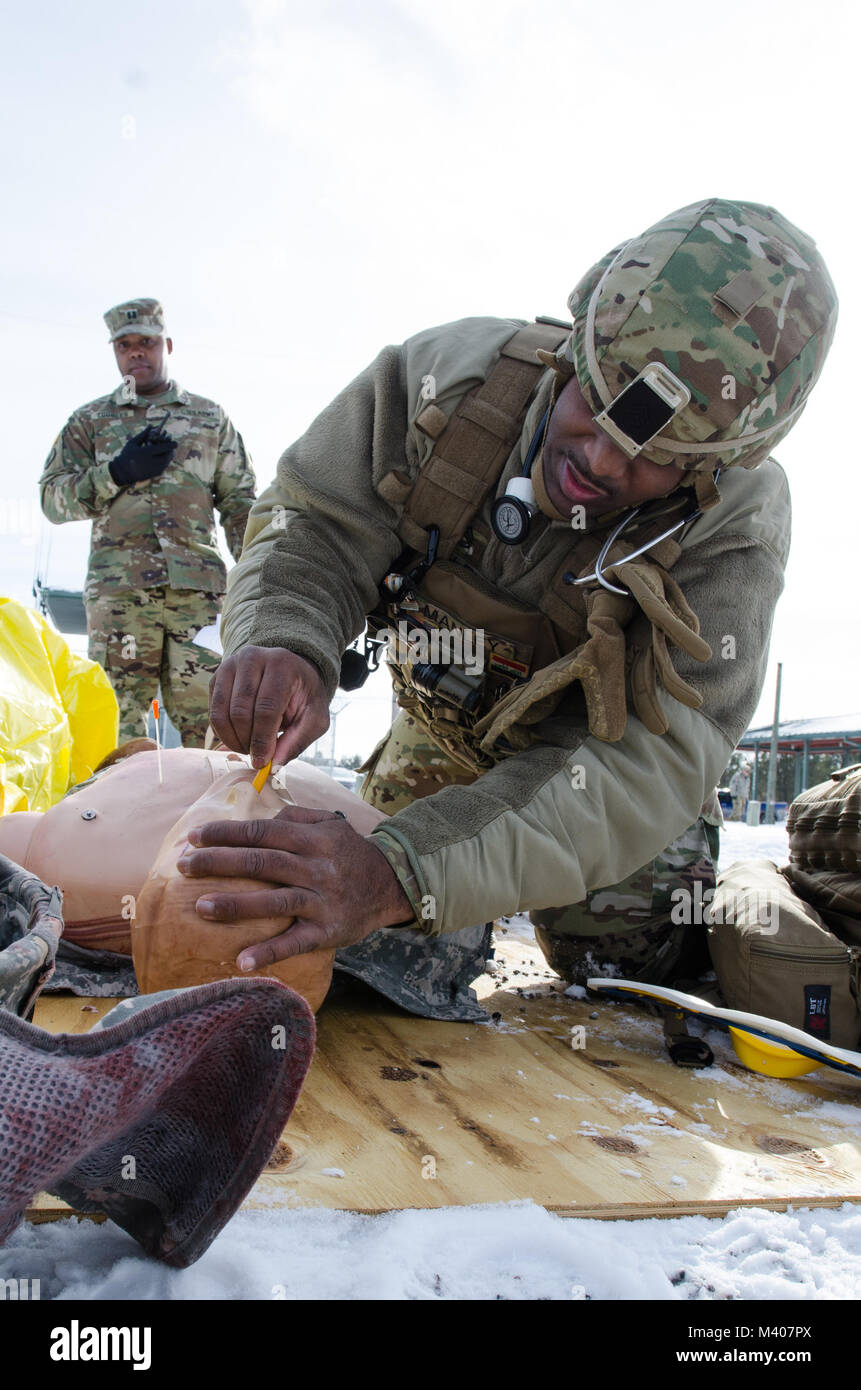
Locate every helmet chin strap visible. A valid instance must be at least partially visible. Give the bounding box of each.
[531,442,570,522]
[530,376,572,523]
[692,468,722,512]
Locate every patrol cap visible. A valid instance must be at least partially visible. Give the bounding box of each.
[104,298,166,341]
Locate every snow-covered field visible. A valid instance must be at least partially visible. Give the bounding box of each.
[3,1196,859,1302]
[6,820,858,1303]
[720,819,790,872]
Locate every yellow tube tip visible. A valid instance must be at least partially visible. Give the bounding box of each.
[252,759,272,793]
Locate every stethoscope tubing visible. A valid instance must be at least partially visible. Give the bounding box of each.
[572,508,692,595]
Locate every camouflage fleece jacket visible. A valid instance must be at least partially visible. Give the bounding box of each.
[40,380,256,600]
[221,317,790,934]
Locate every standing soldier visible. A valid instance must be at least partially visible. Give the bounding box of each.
[40,298,256,746]
[729,763,752,821]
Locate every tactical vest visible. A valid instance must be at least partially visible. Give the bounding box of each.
[369,323,715,775]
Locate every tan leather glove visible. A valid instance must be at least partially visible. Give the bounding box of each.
[475,587,633,748]
[475,555,711,751]
[610,557,711,736]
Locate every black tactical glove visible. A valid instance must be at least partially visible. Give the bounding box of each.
[108,423,177,487]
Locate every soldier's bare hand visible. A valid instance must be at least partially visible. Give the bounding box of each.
[209,646,330,769]
[177,805,415,966]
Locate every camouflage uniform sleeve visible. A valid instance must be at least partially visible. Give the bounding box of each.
[212,412,257,562]
[39,412,121,522]
[369,832,423,927]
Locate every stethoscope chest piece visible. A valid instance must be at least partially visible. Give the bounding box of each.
[491,476,538,545]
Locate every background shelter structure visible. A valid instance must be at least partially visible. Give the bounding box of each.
[739,715,861,801]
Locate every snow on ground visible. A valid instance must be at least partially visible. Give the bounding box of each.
[6,822,855,1302]
[4,1199,860,1301]
[719,819,789,870]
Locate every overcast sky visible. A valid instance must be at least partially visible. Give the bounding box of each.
[1,0,858,760]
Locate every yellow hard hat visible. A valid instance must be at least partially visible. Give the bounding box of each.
[729,1027,821,1078]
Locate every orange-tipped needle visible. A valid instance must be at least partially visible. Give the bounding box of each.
[152,698,163,785]
[252,759,272,794]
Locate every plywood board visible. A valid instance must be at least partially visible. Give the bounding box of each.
[27,933,861,1223]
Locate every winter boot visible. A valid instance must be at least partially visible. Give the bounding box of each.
[0,977,315,1266]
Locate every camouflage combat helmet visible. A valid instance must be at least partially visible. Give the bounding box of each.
[545,198,838,476]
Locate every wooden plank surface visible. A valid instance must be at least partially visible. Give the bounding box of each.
[28,933,861,1223]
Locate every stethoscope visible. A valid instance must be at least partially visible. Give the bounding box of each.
[490,411,717,597]
[489,409,549,546]
[563,493,715,596]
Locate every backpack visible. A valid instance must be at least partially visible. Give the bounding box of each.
[707,766,861,1050]
[708,858,860,1050]
[783,765,861,938]
[786,763,861,874]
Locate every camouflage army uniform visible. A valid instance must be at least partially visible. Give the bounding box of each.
[85,588,220,746]
[40,380,255,744]
[529,812,722,986]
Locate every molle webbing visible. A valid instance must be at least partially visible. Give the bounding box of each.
[399,322,569,558]
[787,765,861,874]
